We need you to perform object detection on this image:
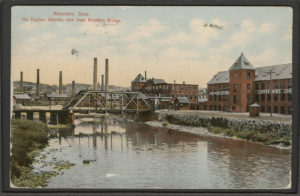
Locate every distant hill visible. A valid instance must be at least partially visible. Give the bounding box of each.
[13,81,130,94]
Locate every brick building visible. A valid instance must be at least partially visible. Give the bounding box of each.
[131,73,147,91]
[131,73,198,109]
[203,53,292,114]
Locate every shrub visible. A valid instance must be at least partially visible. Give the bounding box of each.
[10,119,48,176]
[162,121,168,127]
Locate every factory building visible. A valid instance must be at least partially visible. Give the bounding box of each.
[131,73,198,109]
[203,53,292,114]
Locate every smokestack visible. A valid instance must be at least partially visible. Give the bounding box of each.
[101,74,104,91]
[183,81,185,85]
[93,58,98,90]
[174,80,176,84]
[36,69,40,96]
[20,71,23,92]
[72,81,75,95]
[59,71,63,94]
[105,59,109,91]
[145,71,147,80]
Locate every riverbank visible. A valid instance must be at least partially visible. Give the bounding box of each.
[151,110,292,149]
[10,119,75,188]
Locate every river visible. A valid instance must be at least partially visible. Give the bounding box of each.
[40,115,291,189]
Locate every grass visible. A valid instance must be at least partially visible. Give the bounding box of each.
[162,121,169,127]
[10,119,48,179]
[207,126,291,146]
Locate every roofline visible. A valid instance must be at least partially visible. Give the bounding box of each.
[254,63,292,69]
[207,82,229,85]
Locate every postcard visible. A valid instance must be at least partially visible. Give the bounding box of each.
[10,5,292,189]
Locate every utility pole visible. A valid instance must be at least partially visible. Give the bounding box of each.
[265,69,275,116]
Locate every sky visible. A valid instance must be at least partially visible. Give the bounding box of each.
[11,6,293,88]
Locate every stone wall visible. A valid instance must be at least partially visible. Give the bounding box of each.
[156,111,292,137]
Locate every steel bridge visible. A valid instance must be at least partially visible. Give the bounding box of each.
[64,90,153,114]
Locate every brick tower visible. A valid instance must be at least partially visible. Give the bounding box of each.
[229,53,256,112]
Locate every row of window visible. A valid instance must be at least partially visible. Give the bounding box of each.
[260,106,292,114]
[208,93,292,103]
[208,105,228,111]
[172,86,197,92]
[209,86,229,92]
[209,81,292,93]
[255,93,292,102]
[145,84,169,91]
[144,84,198,92]
[172,94,197,100]
[255,81,292,90]
[209,95,229,102]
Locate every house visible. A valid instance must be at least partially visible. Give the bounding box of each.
[13,93,31,107]
[174,97,190,110]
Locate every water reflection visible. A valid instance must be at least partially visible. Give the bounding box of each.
[46,116,291,189]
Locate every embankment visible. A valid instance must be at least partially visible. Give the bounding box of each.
[155,111,292,147]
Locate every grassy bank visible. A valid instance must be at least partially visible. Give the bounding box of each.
[207,126,291,146]
[10,119,76,187]
[10,119,50,187]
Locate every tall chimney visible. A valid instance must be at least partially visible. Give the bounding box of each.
[59,71,63,94]
[145,71,147,80]
[183,81,185,85]
[72,80,75,95]
[20,71,23,92]
[36,69,40,96]
[93,58,98,90]
[105,59,109,91]
[101,74,104,91]
[174,80,176,84]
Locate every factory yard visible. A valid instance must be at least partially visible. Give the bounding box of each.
[156,110,292,123]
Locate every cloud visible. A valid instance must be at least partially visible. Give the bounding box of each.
[241,20,256,32]
[211,18,228,27]
[154,32,191,45]
[79,22,124,36]
[162,47,199,60]
[189,18,223,46]
[126,20,166,41]
[230,32,250,45]
[258,23,277,33]
[127,43,150,53]
[249,48,279,66]
[41,33,55,40]
[241,19,276,33]
[189,18,205,32]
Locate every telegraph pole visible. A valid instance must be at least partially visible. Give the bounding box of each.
[265,69,275,116]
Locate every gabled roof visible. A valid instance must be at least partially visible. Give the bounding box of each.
[229,53,255,71]
[250,103,260,107]
[176,97,189,104]
[152,78,166,84]
[13,94,31,100]
[132,73,146,83]
[254,63,292,81]
[198,95,208,103]
[207,71,229,84]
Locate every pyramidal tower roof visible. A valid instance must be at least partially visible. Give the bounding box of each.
[132,73,146,83]
[229,53,255,71]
